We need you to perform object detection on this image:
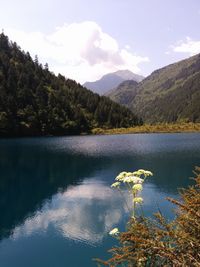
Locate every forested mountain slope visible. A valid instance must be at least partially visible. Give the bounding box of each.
[0,33,141,136]
[105,54,200,123]
[129,54,200,123]
[106,80,138,106]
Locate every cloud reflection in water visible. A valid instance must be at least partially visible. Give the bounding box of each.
[12,180,127,245]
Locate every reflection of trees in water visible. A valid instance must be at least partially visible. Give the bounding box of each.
[0,149,108,241]
[0,139,199,241]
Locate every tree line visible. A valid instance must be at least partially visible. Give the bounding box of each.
[0,33,142,137]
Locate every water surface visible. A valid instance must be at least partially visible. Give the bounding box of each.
[0,133,200,267]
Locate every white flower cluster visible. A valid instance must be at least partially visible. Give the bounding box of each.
[133,197,143,204]
[111,182,120,188]
[133,169,153,177]
[109,228,120,236]
[124,176,144,184]
[132,184,143,192]
[109,169,153,236]
[111,169,153,188]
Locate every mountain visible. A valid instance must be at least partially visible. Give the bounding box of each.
[105,80,138,106]
[129,54,200,123]
[0,33,142,137]
[106,54,200,123]
[83,70,144,95]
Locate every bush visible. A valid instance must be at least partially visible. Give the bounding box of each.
[96,168,200,267]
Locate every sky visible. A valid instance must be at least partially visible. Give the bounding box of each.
[1,0,200,83]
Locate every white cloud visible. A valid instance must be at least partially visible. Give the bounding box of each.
[171,37,200,56]
[5,21,149,83]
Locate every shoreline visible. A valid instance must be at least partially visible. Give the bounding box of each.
[1,123,200,138]
[92,123,200,135]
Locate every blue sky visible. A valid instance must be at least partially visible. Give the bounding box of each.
[1,0,200,83]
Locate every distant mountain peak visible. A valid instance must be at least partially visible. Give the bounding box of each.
[83,70,144,95]
[114,69,139,78]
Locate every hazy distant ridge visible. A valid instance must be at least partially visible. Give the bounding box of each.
[83,70,144,95]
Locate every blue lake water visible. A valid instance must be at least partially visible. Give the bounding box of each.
[0,133,200,267]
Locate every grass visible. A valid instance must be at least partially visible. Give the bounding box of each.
[92,122,200,135]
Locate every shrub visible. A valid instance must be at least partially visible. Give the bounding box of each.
[96,167,200,267]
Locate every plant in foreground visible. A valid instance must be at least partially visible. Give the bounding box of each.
[110,169,153,222]
[96,167,200,267]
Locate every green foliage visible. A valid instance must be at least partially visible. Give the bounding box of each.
[97,168,200,267]
[107,54,200,124]
[106,80,138,106]
[0,33,141,136]
[129,54,200,123]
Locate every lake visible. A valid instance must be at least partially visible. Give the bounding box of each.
[0,133,200,267]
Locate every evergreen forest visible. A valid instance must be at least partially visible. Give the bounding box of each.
[0,33,141,137]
